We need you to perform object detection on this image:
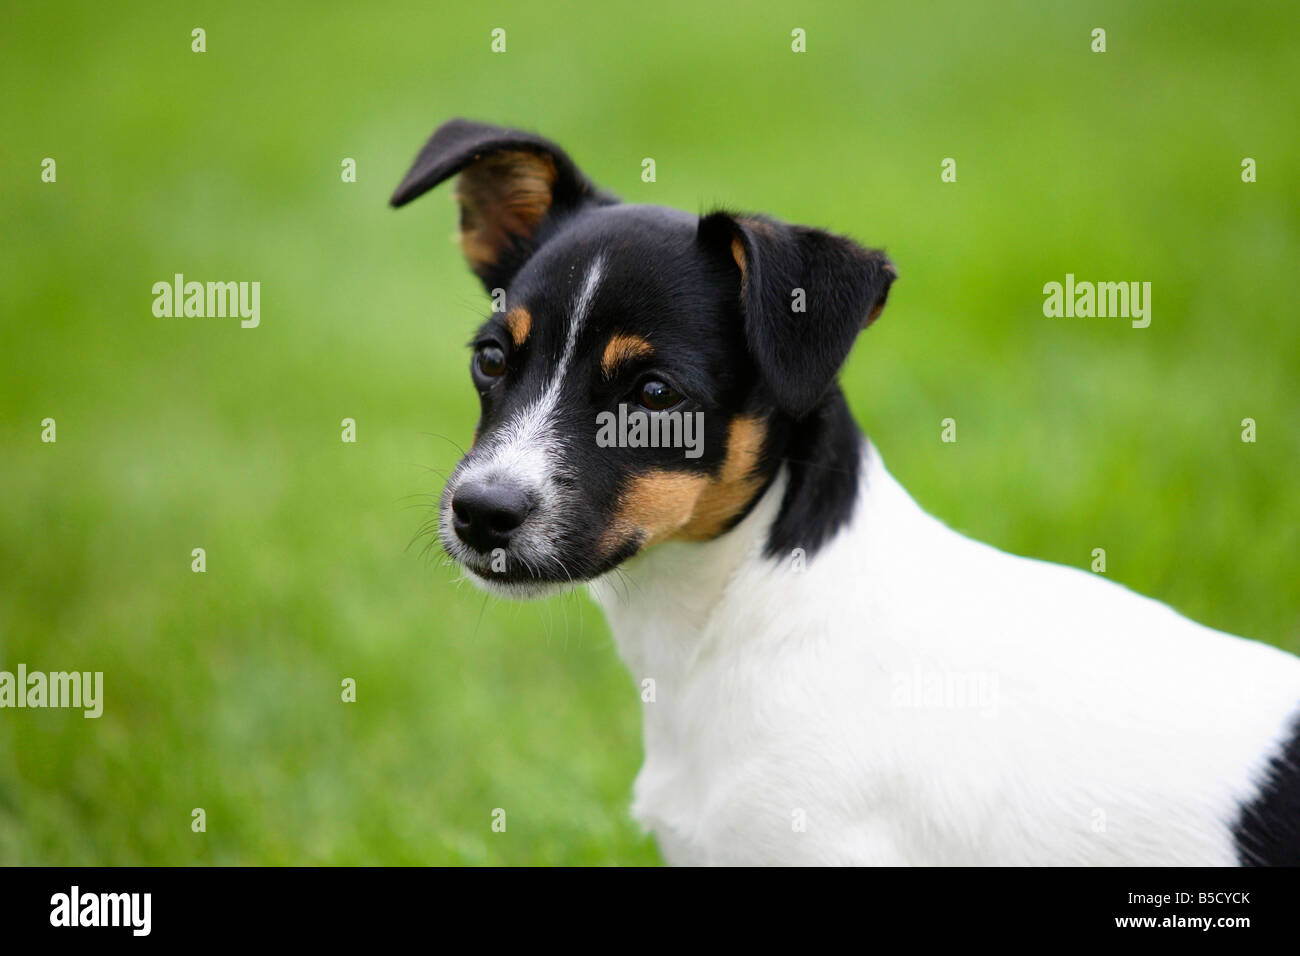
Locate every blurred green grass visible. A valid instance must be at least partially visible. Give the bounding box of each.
[1,0,1297,864]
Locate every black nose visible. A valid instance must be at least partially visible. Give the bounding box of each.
[451,480,534,553]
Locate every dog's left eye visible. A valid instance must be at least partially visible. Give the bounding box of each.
[473,344,507,381]
[637,379,683,411]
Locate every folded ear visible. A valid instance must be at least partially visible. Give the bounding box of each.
[390,118,616,291]
[698,211,895,419]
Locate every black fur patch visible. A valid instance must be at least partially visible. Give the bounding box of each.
[698,211,895,419]
[764,387,864,561]
[1234,709,1300,866]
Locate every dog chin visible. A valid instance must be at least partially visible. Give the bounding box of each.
[440,525,637,598]
[460,564,570,600]
[445,542,576,598]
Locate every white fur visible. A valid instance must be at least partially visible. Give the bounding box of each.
[589,442,1300,865]
[443,257,605,587]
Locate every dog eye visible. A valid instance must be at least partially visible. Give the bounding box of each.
[637,379,682,411]
[474,344,507,379]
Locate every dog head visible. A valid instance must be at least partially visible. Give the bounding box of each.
[392,119,895,596]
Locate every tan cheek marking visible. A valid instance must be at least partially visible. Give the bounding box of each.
[506,306,532,347]
[601,333,653,378]
[676,415,768,541]
[606,472,709,549]
[602,415,769,551]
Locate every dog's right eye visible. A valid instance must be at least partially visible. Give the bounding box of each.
[637,378,683,411]
[473,344,507,382]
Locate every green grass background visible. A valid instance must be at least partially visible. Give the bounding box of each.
[1,0,1297,864]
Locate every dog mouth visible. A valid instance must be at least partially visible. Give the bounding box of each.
[461,561,570,598]
[461,555,560,587]
[438,514,636,596]
[451,547,618,598]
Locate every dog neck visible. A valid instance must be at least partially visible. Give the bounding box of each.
[588,392,875,687]
[588,465,790,689]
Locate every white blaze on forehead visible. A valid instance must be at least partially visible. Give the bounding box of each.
[460,255,606,491]
[565,254,605,370]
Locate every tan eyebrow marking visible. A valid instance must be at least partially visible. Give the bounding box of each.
[601,333,654,378]
[505,306,532,347]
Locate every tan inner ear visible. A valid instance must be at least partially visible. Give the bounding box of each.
[454,150,558,275]
[730,236,747,279]
[729,217,777,297]
[604,415,768,549]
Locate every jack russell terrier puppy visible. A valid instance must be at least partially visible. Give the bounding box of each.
[390,119,1300,866]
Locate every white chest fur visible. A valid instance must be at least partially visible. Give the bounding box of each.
[589,443,1300,865]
